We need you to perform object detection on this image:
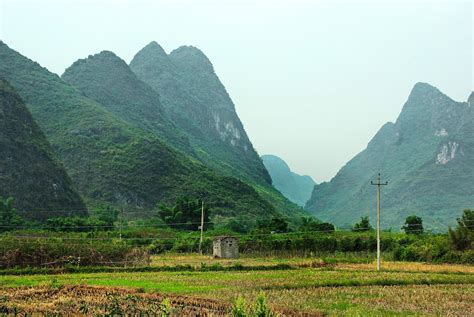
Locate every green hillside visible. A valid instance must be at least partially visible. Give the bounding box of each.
[62,43,307,219]
[61,51,192,153]
[305,83,474,229]
[129,42,271,185]
[0,78,86,220]
[0,41,279,220]
[262,154,315,207]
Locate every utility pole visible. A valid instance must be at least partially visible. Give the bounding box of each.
[119,207,123,241]
[371,173,388,271]
[198,200,204,255]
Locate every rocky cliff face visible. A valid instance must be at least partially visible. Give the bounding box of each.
[305,83,474,229]
[130,42,271,185]
[0,78,86,220]
[262,155,315,207]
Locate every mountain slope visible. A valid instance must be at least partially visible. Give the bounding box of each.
[262,155,315,207]
[0,41,277,220]
[129,42,271,185]
[0,78,86,220]
[61,51,192,153]
[305,83,474,229]
[61,42,306,218]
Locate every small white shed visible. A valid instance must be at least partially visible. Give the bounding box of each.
[213,236,239,258]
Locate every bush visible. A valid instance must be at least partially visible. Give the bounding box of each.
[402,215,424,235]
[352,216,373,232]
[231,296,247,317]
[253,293,274,317]
[0,237,149,268]
[449,209,474,251]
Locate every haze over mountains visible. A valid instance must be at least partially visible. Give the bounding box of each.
[262,155,315,207]
[0,40,304,223]
[0,39,471,230]
[306,83,474,229]
[0,78,86,220]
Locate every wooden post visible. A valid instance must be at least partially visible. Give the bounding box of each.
[199,200,204,254]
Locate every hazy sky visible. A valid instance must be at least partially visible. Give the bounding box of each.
[1,0,472,182]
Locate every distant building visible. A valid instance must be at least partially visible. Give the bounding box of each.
[213,236,239,258]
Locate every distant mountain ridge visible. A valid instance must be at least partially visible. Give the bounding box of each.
[305,83,474,229]
[0,78,86,220]
[0,40,307,224]
[262,155,315,207]
[0,41,279,220]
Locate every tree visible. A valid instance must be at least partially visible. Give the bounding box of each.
[299,217,335,233]
[402,215,423,234]
[448,209,473,251]
[352,216,373,232]
[257,216,289,233]
[227,216,252,233]
[299,217,319,232]
[314,222,335,233]
[0,196,23,232]
[157,198,211,231]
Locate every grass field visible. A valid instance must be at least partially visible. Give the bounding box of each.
[0,254,473,316]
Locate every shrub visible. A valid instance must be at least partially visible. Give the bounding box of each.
[0,237,149,268]
[402,215,423,235]
[231,296,247,317]
[252,293,274,317]
[352,216,373,232]
[449,209,474,251]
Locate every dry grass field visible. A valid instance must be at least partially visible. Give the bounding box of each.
[0,254,473,316]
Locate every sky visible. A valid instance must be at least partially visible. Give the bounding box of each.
[1,0,472,182]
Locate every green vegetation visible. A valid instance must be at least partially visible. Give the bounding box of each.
[449,209,474,251]
[252,293,275,317]
[128,42,307,219]
[402,215,424,234]
[46,208,118,232]
[158,198,211,231]
[129,42,272,186]
[306,83,474,228]
[0,209,472,268]
[61,50,191,154]
[352,216,373,232]
[231,296,247,317]
[0,197,23,233]
[256,216,289,233]
[0,236,148,268]
[0,41,288,221]
[0,78,86,220]
[0,263,472,315]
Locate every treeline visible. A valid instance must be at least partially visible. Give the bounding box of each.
[1,196,473,266]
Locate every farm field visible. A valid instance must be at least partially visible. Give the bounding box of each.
[1,255,473,316]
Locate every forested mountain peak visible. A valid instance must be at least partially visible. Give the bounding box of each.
[306,83,473,229]
[169,45,215,73]
[0,41,283,220]
[130,41,272,186]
